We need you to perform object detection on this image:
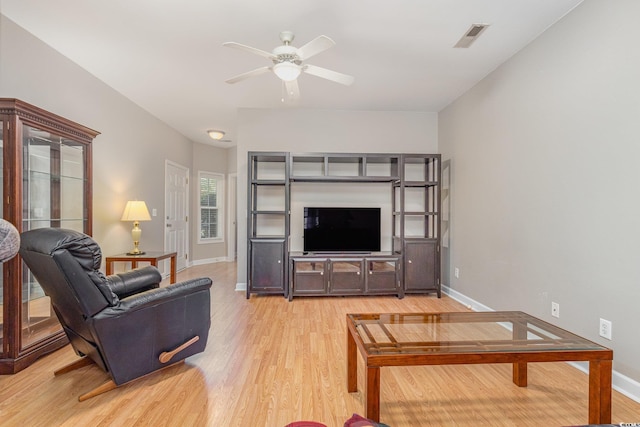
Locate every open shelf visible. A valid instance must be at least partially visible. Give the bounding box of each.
[290,153,400,182]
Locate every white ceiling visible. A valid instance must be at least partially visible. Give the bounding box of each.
[1,0,583,148]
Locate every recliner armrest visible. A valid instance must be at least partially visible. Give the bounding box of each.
[95,277,212,317]
[106,266,162,299]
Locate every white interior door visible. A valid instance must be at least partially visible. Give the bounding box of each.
[165,161,189,271]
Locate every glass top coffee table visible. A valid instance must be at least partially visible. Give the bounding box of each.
[346,311,612,424]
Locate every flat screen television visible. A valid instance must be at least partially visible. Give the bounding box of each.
[303,207,381,253]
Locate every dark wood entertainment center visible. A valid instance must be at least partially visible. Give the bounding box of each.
[247,151,441,300]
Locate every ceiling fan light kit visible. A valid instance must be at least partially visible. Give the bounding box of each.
[223,31,354,100]
[273,62,301,82]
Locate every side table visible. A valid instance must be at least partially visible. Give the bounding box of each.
[105,251,177,284]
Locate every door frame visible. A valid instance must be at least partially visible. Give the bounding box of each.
[227,173,237,261]
[164,160,190,270]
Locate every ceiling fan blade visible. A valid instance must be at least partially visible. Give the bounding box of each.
[223,42,276,60]
[303,64,355,86]
[225,66,271,84]
[285,80,300,101]
[296,35,335,60]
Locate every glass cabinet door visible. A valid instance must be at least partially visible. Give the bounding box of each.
[20,124,88,348]
[328,259,365,294]
[23,125,87,231]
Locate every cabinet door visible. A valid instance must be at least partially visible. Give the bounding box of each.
[365,258,399,293]
[21,127,89,349]
[328,259,364,294]
[404,240,439,294]
[292,259,327,295]
[249,239,285,293]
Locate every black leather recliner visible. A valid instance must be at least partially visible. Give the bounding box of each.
[19,228,212,401]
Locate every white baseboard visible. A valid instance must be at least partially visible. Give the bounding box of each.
[441,285,493,312]
[612,369,640,403]
[442,285,640,404]
[189,258,243,291]
[190,257,227,266]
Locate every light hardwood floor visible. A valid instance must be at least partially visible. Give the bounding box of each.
[1,262,639,426]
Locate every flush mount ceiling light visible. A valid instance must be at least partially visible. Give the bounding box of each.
[207,130,225,140]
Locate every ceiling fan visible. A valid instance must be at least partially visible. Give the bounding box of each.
[223,31,354,100]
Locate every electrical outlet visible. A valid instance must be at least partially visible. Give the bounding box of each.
[551,302,560,318]
[454,267,460,278]
[599,318,612,340]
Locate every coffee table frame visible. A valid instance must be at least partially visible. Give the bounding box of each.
[346,311,612,424]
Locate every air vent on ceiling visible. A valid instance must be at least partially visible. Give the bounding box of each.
[454,24,490,48]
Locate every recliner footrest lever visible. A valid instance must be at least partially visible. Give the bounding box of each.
[159,336,200,363]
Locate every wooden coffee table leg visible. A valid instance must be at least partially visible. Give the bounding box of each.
[513,362,527,386]
[366,366,381,422]
[589,359,612,424]
[512,320,528,387]
[170,254,177,284]
[347,327,358,392]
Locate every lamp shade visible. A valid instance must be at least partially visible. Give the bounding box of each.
[121,201,151,222]
[273,62,301,82]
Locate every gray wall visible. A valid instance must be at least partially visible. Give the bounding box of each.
[0,15,196,262]
[236,108,438,284]
[227,147,237,174]
[439,0,640,384]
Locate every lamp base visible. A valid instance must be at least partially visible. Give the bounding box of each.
[126,251,146,256]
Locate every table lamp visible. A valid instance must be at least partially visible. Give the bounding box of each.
[121,200,151,255]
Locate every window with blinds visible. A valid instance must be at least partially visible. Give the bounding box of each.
[199,171,224,241]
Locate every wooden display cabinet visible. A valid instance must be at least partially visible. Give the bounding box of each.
[0,99,98,374]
